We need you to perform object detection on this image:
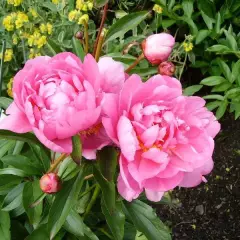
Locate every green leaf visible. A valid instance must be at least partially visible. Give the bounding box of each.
[195,30,210,45]
[203,94,224,101]
[0,97,13,109]
[200,76,226,86]
[206,45,230,53]
[206,101,221,111]
[224,30,238,51]
[0,175,22,195]
[72,37,85,61]
[214,12,221,34]
[95,0,108,8]
[25,224,49,240]
[0,141,15,159]
[217,59,232,82]
[0,168,28,177]
[64,209,84,237]
[201,11,214,29]
[198,0,215,18]
[182,0,193,18]
[93,165,115,214]
[78,223,99,240]
[211,82,232,92]
[46,39,62,56]
[161,20,176,29]
[167,0,175,11]
[183,85,203,96]
[41,2,58,12]
[22,180,43,225]
[225,88,240,99]
[0,130,42,147]
[123,200,171,240]
[2,183,24,211]
[0,211,10,240]
[98,146,117,182]
[101,199,125,240]
[105,11,149,43]
[216,100,228,119]
[48,165,87,239]
[71,135,82,165]
[231,60,240,83]
[1,155,43,175]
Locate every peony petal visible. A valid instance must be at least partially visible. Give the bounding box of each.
[0,102,32,133]
[140,125,159,147]
[145,189,164,202]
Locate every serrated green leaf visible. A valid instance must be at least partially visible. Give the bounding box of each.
[200,76,226,86]
[123,200,171,240]
[105,11,149,43]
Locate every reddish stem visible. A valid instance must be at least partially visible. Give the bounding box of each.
[93,4,108,57]
[125,53,145,73]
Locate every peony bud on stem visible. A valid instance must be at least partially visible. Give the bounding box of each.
[40,173,62,194]
[158,61,175,76]
[47,153,68,173]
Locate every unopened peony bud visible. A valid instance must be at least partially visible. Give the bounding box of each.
[40,173,61,194]
[142,33,175,65]
[75,31,84,40]
[158,61,175,76]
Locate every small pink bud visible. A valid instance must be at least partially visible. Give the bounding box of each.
[158,61,175,76]
[75,31,84,40]
[40,173,61,194]
[142,33,175,65]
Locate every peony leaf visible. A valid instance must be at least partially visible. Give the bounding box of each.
[0,211,11,240]
[72,37,85,61]
[200,76,227,86]
[105,11,149,43]
[123,200,171,240]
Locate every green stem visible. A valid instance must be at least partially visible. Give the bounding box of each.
[179,53,187,81]
[79,184,96,199]
[47,153,68,173]
[99,228,113,239]
[83,20,89,54]
[83,184,101,219]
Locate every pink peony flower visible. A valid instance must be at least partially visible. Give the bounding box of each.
[158,61,175,76]
[40,173,61,194]
[142,33,175,65]
[103,74,220,202]
[0,53,125,159]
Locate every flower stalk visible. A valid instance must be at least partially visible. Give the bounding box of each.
[83,20,89,54]
[125,53,145,73]
[93,3,108,57]
[95,29,106,62]
[47,153,68,173]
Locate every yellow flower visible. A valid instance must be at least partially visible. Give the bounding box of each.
[47,23,53,35]
[76,0,83,10]
[29,8,38,18]
[7,0,23,6]
[0,49,13,62]
[153,4,163,14]
[3,15,14,31]
[52,0,59,4]
[40,23,47,33]
[87,2,93,11]
[15,12,29,29]
[29,48,41,59]
[82,3,88,11]
[12,34,18,45]
[28,30,41,47]
[7,78,14,98]
[183,42,193,52]
[36,36,47,48]
[78,14,89,25]
[68,10,79,22]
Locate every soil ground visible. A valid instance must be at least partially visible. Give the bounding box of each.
[155,114,240,240]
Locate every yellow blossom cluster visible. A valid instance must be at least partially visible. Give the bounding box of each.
[40,23,53,35]
[68,0,93,25]
[52,0,59,4]
[7,78,14,98]
[29,8,38,18]
[0,49,13,62]
[3,12,28,31]
[29,48,41,59]
[28,29,47,49]
[153,4,163,14]
[183,42,193,52]
[7,0,23,7]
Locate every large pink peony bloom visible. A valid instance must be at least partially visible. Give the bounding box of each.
[0,53,125,159]
[103,74,220,202]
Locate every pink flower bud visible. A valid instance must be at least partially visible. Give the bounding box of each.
[142,33,175,65]
[40,173,61,194]
[158,61,175,76]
